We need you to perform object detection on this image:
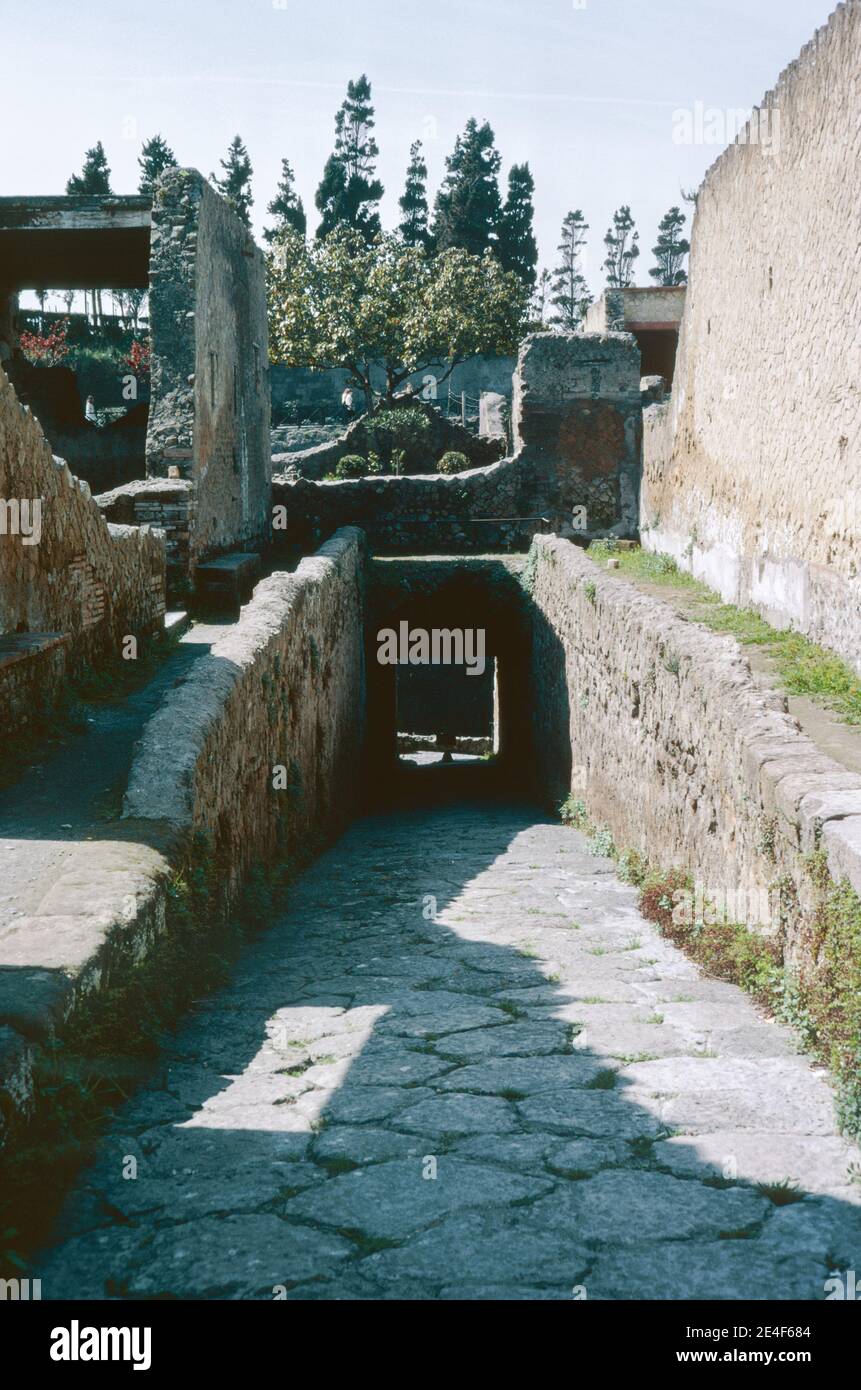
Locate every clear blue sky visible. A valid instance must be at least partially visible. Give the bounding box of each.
[0,0,837,291]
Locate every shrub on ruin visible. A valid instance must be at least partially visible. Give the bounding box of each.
[437,451,470,474]
[362,406,431,470]
[334,454,369,479]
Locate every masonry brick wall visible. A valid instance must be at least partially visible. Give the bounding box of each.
[0,365,165,674]
[642,0,861,671]
[124,528,367,897]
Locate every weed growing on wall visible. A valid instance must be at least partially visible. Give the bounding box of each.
[586,541,861,724]
[558,793,861,1141]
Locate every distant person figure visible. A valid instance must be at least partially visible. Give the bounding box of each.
[341,385,359,422]
[85,395,97,424]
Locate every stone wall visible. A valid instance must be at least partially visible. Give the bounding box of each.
[512,331,643,536]
[528,536,861,962]
[584,288,685,334]
[96,477,193,589]
[641,1,861,671]
[275,457,541,554]
[0,365,165,672]
[0,529,365,1149]
[146,169,271,572]
[274,333,642,554]
[124,528,367,896]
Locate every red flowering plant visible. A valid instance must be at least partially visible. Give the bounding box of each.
[19,317,71,366]
[123,338,152,380]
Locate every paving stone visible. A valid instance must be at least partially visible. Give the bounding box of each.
[548,1138,633,1174]
[284,1157,550,1239]
[122,1217,354,1298]
[435,1055,605,1095]
[527,1170,768,1244]
[586,1240,829,1301]
[364,1207,590,1291]
[518,1088,663,1138]
[432,1022,573,1060]
[392,1093,519,1135]
[312,1126,426,1166]
[654,1132,860,1195]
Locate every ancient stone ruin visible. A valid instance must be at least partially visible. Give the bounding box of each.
[1,0,860,1315]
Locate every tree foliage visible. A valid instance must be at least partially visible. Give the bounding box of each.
[497,163,538,289]
[315,74,383,241]
[431,118,501,256]
[551,210,591,329]
[268,228,528,404]
[398,140,431,249]
[211,135,253,226]
[264,159,306,243]
[603,204,640,288]
[66,142,112,194]
[649,206,689,285]
[138,135,178,195]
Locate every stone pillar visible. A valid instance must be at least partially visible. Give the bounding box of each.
[146,168,271,573]
[511,331,642,537]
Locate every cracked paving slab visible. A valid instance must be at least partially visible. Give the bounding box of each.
[36,804,861,1300]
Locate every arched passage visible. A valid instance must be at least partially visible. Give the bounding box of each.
[365,556,534,805]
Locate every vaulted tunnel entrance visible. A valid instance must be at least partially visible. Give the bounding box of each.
[365,555,534,806]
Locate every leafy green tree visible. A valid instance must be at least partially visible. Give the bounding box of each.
[315,74,383,240]
[551,210,591,329]
[268,228,528,406]
[211,135,253,226]
[603,205,639,288]
[497,163,538,289]
[138,135,178,195]
[398,141,431,249]
[649,206,690,285]
[431,118,501,256]
[66,142,112,194]
[264,159,306,243]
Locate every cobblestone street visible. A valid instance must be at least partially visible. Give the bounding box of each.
[38,804,861,1300]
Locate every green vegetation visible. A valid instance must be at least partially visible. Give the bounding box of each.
[756,1179,804,1207]
[268,226,528,407]
[437,450,471,474]
[558,789,861,1141]
[637,857,861,1141]
[333,453,380,480]
[587,542,861,725]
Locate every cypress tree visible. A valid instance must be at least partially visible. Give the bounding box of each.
[211,136,254,226]
[551,210,591,329]
[497,163,538,288]
[649,206,690,285]
[264,159,307,243]
[138,135,178,196]
[398,141,431,249]
[431,118,502,256]
[316,74,383,240]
